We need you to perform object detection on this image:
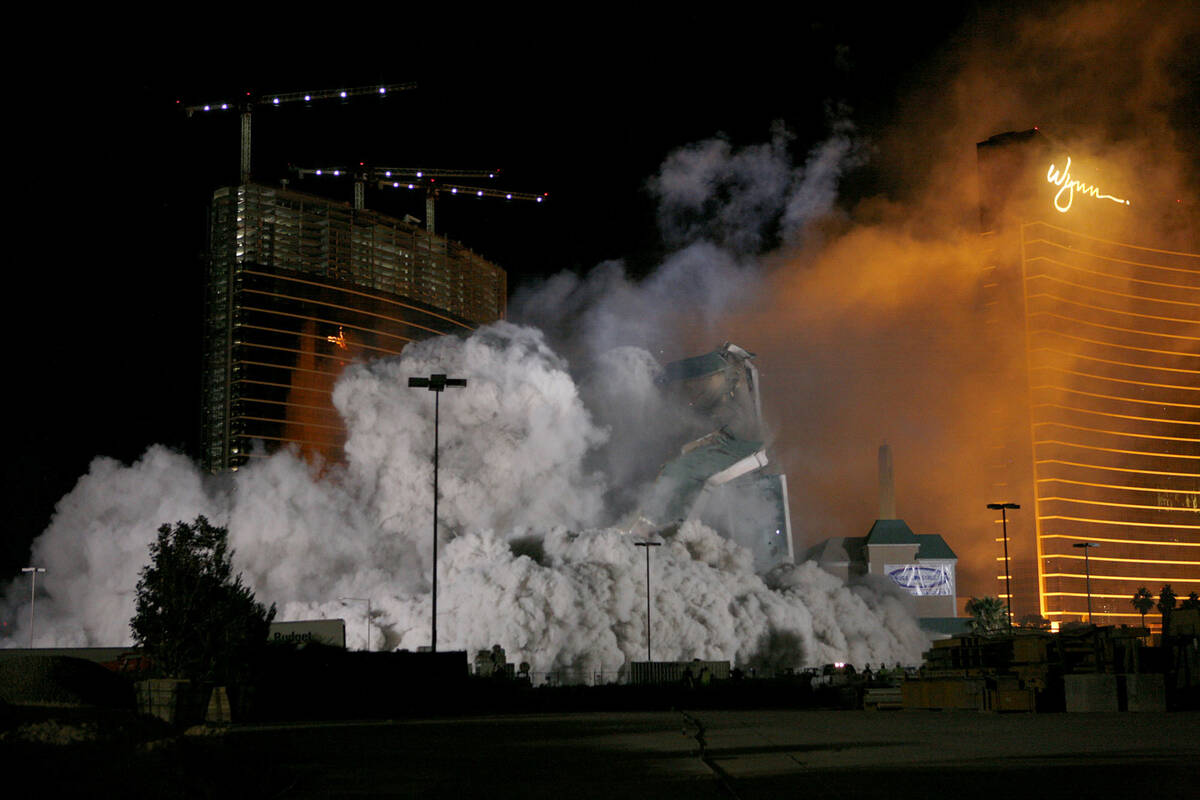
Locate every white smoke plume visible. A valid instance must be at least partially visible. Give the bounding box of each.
[510,124,864,513]
[512,119,859,365]
[3,323,927,668]
[650,119,859,254]
[2,125,931,671]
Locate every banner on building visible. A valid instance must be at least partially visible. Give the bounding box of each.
[884,563,954,596]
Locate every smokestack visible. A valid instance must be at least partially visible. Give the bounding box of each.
[878,444,896,519]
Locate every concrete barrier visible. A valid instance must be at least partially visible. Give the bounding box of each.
[1064,674,1118,712]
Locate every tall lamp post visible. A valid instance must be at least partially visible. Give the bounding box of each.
[634,540,661,662]
[986,503,1019,630]
[408,373,467,653]
[339,597,372,651]
[21,567,46,649]
[1073,541,1099,623]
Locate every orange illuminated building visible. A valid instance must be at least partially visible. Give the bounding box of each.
[977,130,1199,628]
[201,183,505,471]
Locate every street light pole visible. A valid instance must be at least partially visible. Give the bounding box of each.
[987,503,1019,630]
[634,541,661,662]
[409,373,467,653]
[1073,541,1099,623]
[339,597,372,651]
[21,567,46,648]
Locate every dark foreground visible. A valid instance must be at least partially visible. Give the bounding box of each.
[4,707,1198,798]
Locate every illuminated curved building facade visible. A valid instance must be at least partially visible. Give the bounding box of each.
[978,130,1199,628]
[202,183,505,472]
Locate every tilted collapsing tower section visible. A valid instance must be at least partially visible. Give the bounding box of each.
[639,343,793,573]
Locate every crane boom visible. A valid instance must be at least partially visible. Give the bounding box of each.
[294,165,548,232]
[181,83,418,183]
[292,166,501,181]
[181,82,418,116]
[384,182,547,202]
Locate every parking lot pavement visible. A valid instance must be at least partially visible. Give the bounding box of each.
[682,710,1200,799]
[222,712,725,798]
[28,708,1200,797]
[213,709,1200,798]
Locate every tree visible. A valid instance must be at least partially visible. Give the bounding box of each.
[1157,584,1177,634]
[131,516,275,684]
[1182,592,1200,611]
[965,596,1009,635]
[1131,587,1155,629]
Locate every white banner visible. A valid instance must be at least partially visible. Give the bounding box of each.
[884,563,954,597]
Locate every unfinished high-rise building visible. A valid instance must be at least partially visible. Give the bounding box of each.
[201,182,506,472]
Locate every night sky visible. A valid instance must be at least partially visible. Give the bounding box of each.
[6,4,1195,583]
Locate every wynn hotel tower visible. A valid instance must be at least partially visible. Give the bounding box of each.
[977,129,1198,629]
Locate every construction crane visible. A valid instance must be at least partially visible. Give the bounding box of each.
[293,165,548,234]
[179,83,418,184]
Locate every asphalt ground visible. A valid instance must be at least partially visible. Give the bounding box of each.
[13,708,1198,798]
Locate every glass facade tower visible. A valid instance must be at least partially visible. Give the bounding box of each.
[1020,222,1199,624]
[202,183,506,472]
[977,130,1199,628]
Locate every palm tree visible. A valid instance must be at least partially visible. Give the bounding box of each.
[1131,587,1155,629]
[1157,584,1178,634]
[965,596,1009,636]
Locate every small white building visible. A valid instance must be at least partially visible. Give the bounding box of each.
[800,446,965,635]
[805,518,958,619]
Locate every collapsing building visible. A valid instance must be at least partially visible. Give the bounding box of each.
[638,343,794,573]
